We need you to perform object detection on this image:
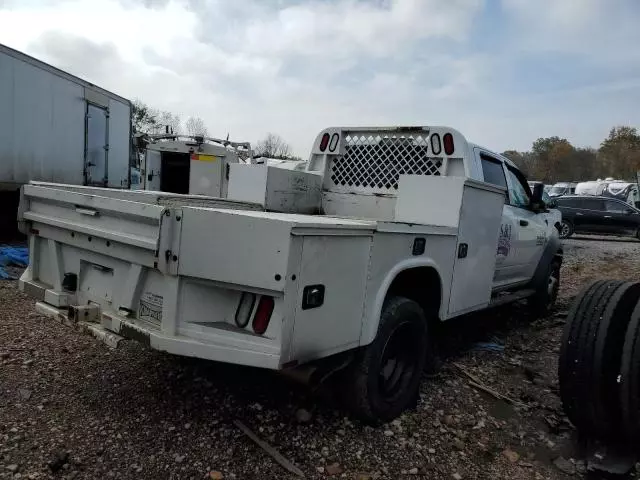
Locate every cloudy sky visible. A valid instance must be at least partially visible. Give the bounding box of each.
[1,0,639,156]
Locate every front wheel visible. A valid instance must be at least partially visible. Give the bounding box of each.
[343,297,428,424]
[559,220,573,239]
[528,260,561,317]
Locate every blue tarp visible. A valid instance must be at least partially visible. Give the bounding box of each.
[0,246,28,279]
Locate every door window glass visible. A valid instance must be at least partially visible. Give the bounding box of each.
[505,167,531,209]
[605,200,627,213]
[583,198,605,211]
[480,155,507,190]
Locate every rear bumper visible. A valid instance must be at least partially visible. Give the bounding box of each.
[20,279,282,370]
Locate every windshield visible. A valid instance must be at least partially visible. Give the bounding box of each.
[550,186,566,195]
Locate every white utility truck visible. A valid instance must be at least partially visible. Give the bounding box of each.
[136,134,253,196]
[18,126,561,423]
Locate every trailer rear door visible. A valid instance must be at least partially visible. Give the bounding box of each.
[85,104,109,186]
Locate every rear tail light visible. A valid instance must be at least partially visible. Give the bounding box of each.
[443,133,455,155]
[319,133,330,152]
[235,292,256,328]
[430,134,442,155]
[252,296,274,334]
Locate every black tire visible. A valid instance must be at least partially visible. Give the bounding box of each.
[619,301,640,440]
[559,280,620,432]
[527,259,560,317]
[343,297,428,424]
[590,282,640,437]
[559,220,573,239]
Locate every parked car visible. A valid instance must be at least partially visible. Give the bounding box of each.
[548,182,578,198]
[550,195,640,239]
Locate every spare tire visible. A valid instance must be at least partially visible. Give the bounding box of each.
[620,301,640,440]
[590,282,640,437]
[559,280,626,436]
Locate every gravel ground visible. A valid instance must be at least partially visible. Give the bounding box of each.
[1,236,640,480]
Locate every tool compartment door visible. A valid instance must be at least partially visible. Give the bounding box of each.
[448,180,505,316]
[290,235,372,363]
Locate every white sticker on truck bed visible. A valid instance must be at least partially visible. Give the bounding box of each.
[139,292,163,323]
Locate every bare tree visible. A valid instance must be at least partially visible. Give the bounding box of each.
[157,111,182,135]
[255,133,293,159]
[185,116,208,137]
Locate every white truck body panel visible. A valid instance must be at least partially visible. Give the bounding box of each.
[19,169,504,369]
[227,164,322,214]
[18,125,559,378]
[0,43,131,190]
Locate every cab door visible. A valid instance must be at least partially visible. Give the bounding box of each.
[476,150,547,288]
[503,166,548,280]
[476,151,521,286]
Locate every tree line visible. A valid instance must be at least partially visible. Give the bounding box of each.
[132,99,209,137]
[503,126,640,184]
[133,100,640,179]
[132,100,299,160]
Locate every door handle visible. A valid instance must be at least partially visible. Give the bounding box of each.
[576,212,584,216]
[604,215,612,218]
[519,220,529,227]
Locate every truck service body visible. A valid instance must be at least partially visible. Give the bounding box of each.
[18,126,561,421]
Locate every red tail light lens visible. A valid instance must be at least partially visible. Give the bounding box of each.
[443,133,455,155]
[319,133,330,152]
[252,296,274,335]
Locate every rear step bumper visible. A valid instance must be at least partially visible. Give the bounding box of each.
[21,279,281,369]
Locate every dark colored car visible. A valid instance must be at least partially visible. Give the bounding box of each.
[550,195,640,240]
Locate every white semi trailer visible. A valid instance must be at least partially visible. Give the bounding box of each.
[0,43,131,232]
[18,126,562,422]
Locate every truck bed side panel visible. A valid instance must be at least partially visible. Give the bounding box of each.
[361,232,457,345]
[447,183,504,315]
[290,235,371,362]
[177,208,292,292]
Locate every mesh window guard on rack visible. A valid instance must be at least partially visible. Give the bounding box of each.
[329,132,443,193]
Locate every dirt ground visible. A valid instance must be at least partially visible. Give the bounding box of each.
[1,235,640,480]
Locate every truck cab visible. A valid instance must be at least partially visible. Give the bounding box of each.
[305,128,559,295]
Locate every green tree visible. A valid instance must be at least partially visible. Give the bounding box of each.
[502,150,534,178]
[531,137,575,182]
[131,99,158,134]
[599,126,640,179]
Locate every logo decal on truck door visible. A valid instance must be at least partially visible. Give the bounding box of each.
[496,223,512,257]
[138,292,163,323]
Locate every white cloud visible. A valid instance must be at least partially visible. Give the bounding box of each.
[0,0,638,157]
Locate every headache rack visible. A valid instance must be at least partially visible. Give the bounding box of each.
[328,129,443,194]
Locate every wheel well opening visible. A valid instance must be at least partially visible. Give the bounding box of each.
[386,267,441,320]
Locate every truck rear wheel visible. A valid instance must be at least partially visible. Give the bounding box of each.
[344,297,428,424]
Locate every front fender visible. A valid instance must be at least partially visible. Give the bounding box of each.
[360,257,445,346]
[530,235,563,290]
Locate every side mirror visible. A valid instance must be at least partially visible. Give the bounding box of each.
[531,183,545,211]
